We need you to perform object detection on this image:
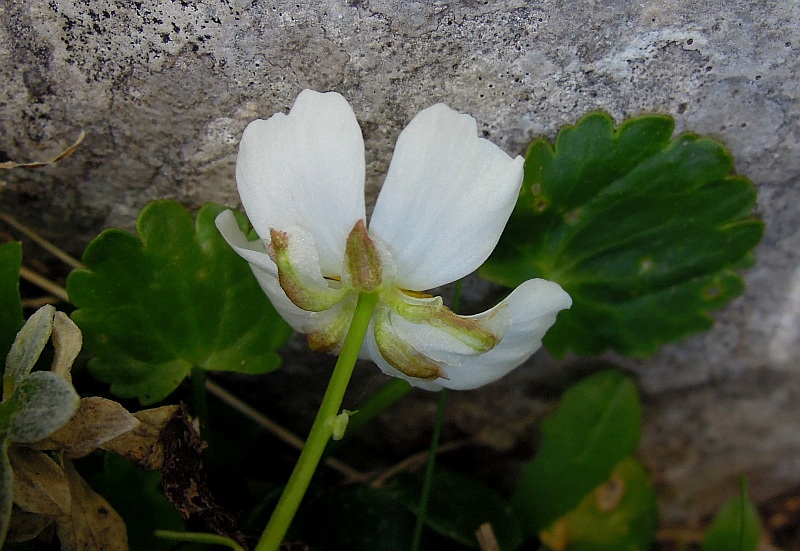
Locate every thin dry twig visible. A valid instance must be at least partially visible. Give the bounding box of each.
[0,131,85,169]
[0,212,85,269]
[19,265,69,302]
[370,439,469,488]
[205,379,368,482]
[476,523,500,551]
[21,296,60,308]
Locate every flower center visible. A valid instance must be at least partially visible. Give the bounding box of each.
[268,220,507,381]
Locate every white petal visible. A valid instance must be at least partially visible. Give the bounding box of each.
[215,210,277,277]
[249,266,314,332]
[236,90,366,276]
[216,211,316,331]
[369,104,524,290]
[439,279,571,390]
[218,209,352,332]
[366,279,571,391]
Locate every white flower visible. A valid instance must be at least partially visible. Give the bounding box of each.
[216,90,571,391]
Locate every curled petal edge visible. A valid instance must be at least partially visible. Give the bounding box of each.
[215,210,278,277]
[269,226,348,312]
[368,279,571,391]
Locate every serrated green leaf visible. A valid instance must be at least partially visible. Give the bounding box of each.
[0,438,12,548]
[67,201,292,405]
[7,371,79,443]
[0,242,24,376]
[512,370,640,536]
[702,481,761,551]
[3,305,55,400]
[480,113,763,357]
[540,456,657,551]
[391,470,523,550]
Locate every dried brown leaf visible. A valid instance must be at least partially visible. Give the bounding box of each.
[50,312,82,383]
[0,132,85,169]
[6,506,54,543]
[56,460,128,551]
[33,397,139,459]
[160,405,248,548]
[8,446,70,516]
[101,405,179,469]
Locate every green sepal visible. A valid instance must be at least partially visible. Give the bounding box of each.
[67,200,292,405]
[480,113,763,357]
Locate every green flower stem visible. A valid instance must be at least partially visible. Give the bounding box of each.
[331,278,462,447]
[411,387,448,551]
[154,530,244,551]
[330,378,411,446]
[255,291,379,551]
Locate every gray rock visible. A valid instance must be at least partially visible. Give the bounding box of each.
[2,0,799,526]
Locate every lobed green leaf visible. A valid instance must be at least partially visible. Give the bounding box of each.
[67,201,292,405]
[512,370,641,536]
[481,113,763,357]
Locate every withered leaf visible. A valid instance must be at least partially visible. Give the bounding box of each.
[101,405,179,470]
[0,132,85,170]
[9,446,70,516]
[8,371,80,444]
[6,506,54,543]
[56,459,128,551]
[34,397,139,459]
[51,312,82,384]
[160,405,248,548]
[3,305,55,401]
[476,523,500,551]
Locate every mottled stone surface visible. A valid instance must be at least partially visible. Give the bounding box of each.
[2,0,799,525]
